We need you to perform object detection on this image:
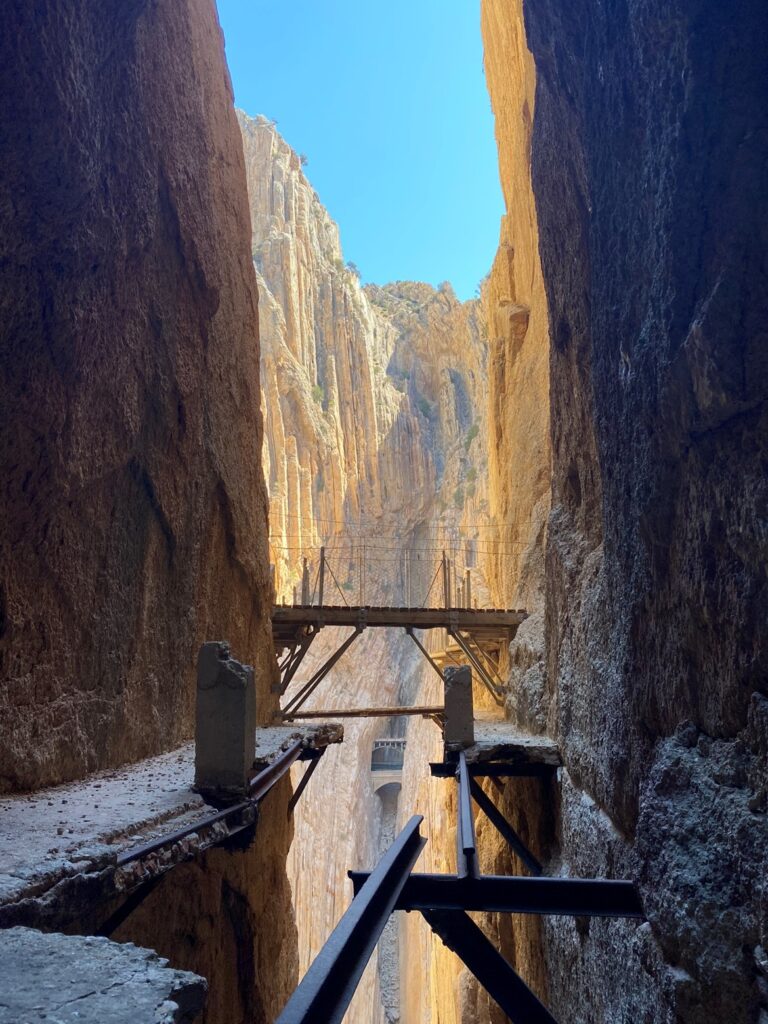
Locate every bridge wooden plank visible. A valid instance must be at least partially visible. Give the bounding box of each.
[273,606,527,630]
[282,706,444,720]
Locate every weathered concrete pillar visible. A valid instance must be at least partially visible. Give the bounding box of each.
[443,665,474,747]
[194,641,255,801]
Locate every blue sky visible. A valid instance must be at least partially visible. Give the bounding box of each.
[217,0,503,301]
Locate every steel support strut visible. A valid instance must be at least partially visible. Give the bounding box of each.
[287,752,322,816]
[282,626,363,717]
[469,777,543,876]
[348,872,644,917]
[423,909,559,1024]
[405,626,444,681]
[456,753,478,878]
[449,628,505,705]
[277,816,426,1024]
[275,629,317,695]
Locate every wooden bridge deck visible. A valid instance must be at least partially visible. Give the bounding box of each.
[273,604,526,647]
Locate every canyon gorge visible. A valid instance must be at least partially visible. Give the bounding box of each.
[1,0,766,1023]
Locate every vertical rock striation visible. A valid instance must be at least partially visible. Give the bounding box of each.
[522,0,768,1020]
[481,0,552,736]
[0,1,275,793]
[239,111,494,1022]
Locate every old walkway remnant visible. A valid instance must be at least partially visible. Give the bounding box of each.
[0,644,342,939]
[273,547,526,718]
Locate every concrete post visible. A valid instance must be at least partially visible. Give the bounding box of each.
[194,641,256,802]
[443,665,474,748]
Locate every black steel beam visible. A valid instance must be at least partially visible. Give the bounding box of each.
[423,909,559,1024]
[430,761,557,779]
[96,875,163,938]
[282,627,362,717]
[348,872,644,918]
[456,753,478,878]
[469,777,542,876]
[277,816,426,1024]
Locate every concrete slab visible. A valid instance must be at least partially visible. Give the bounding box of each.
[0,724,342,917]
[0,926,206,1023]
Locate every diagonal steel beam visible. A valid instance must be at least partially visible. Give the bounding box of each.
[469,777,543,876]
[282,627,363,716]
[348,872,644,918]
[405,626,444,681]
[275,628,317,695]
[423,909,559,1024]
[458,629,506,688]
[456,753,478,878]
[277,816,426,1024]
[96,875,163,938]
[287,752,323,817]
[449,629,505,705]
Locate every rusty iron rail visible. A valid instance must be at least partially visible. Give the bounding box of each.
[116,741,305,867]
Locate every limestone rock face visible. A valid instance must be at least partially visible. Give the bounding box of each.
[480,0,551,622]
[478,0,552,741]
[239,112,492,1022]
[239,112,490,589]
[521,1,768,1020]
[0,2,274,793]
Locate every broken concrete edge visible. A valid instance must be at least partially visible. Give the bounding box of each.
[443,721,562,766]
[0,723,343,931]
[251,721,344,772]
[0,927,206,1024]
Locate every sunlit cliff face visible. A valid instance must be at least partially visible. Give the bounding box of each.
[239,110,500,1022]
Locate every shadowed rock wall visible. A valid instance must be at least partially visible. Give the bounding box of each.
[0,1,274,792]
[522,0,768,1019]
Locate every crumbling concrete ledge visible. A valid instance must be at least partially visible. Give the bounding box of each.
[0,723,342,931]
[0,927,206,1023]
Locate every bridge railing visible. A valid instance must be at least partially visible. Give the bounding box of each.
[271,544,490,610]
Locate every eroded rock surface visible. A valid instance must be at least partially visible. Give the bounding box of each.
[0,1,274,793]
[522,0,768,1019]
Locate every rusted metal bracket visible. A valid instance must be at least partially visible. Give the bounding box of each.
[281,626,364,718]
[405,626,444,681]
